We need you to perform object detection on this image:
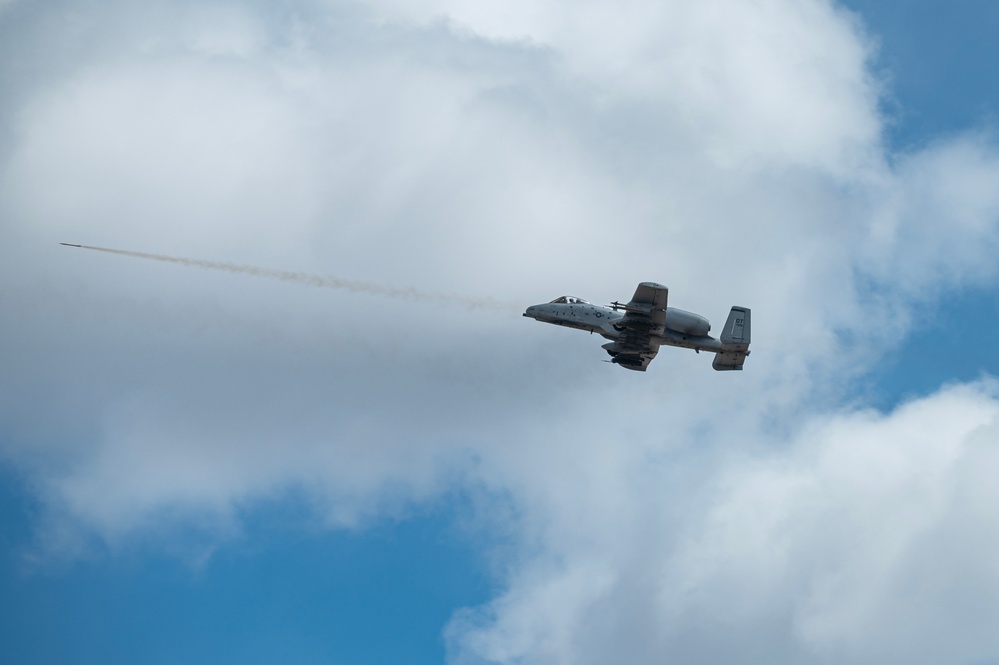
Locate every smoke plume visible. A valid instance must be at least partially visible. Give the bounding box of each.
[60,243,518,312]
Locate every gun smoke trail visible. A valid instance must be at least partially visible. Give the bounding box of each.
[60,243,518,312]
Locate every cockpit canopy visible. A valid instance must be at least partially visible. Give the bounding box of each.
[549,296,590,304]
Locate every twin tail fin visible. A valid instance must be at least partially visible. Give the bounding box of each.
[712,306,751,371]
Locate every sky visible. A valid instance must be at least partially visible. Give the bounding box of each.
[2,1,999,664]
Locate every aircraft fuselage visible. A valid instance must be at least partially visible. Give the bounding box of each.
[523,300,724,354]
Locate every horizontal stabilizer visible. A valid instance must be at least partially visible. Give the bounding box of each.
[713,306,751,371]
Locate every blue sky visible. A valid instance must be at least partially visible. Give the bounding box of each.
[842,0,999,407]
[0,479,491,664]
[3,2,999,664]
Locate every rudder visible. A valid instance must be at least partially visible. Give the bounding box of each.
[713,306,751,371]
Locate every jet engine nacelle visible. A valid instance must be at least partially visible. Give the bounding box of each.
[665,308,710,336]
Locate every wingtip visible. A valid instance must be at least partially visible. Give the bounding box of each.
[60,243,83,247]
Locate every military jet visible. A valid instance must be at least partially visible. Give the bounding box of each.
[523,282,750,371]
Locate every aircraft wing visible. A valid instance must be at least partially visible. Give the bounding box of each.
[610,282,668,371]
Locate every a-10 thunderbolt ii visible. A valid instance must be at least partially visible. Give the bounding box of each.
[523,282,750,371]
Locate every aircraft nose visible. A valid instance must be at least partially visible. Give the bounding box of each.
[523,305,537,318]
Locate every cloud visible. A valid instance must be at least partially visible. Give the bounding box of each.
[448,381,999,665]
[863,133,999,295]
[363,0,883,174]
[2,0,999,662]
